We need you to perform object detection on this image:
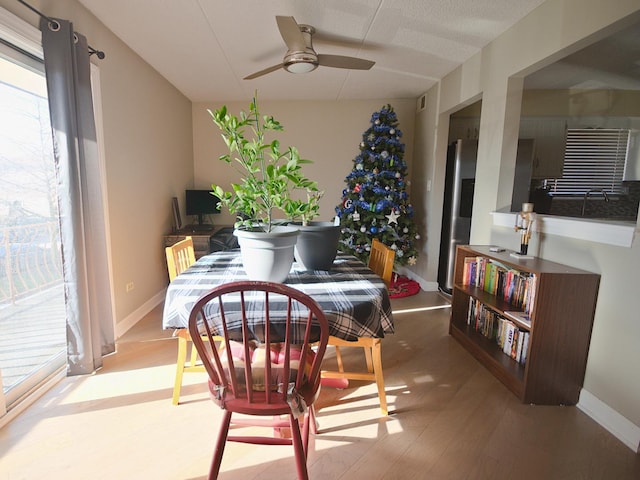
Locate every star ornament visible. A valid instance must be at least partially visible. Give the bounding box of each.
[385,210,400,225]
[408,256,417,266]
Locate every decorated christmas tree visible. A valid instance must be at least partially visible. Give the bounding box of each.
[335,104,420,266]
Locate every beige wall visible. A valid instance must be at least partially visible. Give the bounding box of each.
[192,99,416,228]
[1,0,195,330]
[5,0,638,450]
[522,89,640,116]
[415,0,640,440]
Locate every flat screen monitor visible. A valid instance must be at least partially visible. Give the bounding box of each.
[185,189,220,230]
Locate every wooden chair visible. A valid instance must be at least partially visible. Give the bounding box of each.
[322,238,395,415]
[368,238,395,287]
[166,236,196,282]
[188,281,329,480]
[165,236,207,405]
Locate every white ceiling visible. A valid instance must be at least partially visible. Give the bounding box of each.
[76,0,547,102]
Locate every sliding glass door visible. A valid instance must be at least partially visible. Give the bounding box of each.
[0,29,66,412]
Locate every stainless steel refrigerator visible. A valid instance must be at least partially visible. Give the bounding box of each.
[437,138,534,294]
[438,139,477,294]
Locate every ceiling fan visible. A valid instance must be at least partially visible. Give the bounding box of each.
[244,16,375,80]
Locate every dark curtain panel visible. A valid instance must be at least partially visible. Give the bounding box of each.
[40,17,115,374]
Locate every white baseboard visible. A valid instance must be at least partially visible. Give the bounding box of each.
[394,267,437,292]
[420,280,439,292]
[115,289,166,339]
[578,389,640,453]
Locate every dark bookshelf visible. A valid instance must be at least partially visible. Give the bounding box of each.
[449,245,600,405]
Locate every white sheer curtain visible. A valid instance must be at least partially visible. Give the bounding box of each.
[40,17,114,374]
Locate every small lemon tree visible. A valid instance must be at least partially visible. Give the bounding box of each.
[209,95,322,232]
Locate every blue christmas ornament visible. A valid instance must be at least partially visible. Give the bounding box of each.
[370,226,378,234]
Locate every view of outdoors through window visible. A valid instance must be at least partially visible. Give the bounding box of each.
[0,54,66,406]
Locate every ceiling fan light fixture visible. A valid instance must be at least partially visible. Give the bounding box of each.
[283,51,319,74]
[285,60,318,74]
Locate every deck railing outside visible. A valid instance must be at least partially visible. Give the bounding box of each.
[1,221,63,305]
[0,221,66,398]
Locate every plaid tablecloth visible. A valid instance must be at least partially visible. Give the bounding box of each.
[162,251,394,341]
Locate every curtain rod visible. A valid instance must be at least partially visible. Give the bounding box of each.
[17,0,106,59]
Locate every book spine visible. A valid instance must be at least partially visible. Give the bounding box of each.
[520,332,530,365]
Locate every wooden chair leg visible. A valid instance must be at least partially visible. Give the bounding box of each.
[188,340,199,367]
[209,410,232,480]
[371,339,387,415]
[334,345,345,373]
[302,410,312,456]
[363,345,374,373]
[172,334,188,405]
[290,414,309,480]
[322,337,388,415]
[309,405,319,435]
[172,332,215,405]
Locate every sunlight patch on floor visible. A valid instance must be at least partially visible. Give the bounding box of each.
[55,365,176,404]
[392,304,451,315]
[413,374,435,384]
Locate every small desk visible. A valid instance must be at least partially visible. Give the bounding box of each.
[163,225,237,259]
[162,250,394,413]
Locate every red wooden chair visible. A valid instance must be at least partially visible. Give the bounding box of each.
[188,281,329,480]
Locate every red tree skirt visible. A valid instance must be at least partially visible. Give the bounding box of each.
[389,275,420,298]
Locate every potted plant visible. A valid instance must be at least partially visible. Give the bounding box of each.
[209,94,322,281]
[287,190,341,271]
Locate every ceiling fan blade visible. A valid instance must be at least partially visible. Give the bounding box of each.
[244,63,283,80]
[276,16,307,52]
[317,54,375,70]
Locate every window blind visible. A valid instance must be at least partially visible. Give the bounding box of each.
[551,128,630,196]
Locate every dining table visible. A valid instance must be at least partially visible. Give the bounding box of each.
[162,249,395,414]
[162,250,394,339]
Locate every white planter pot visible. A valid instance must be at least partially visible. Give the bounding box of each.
[233,225,299,282]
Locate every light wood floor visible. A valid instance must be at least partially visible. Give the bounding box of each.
[1,291,638,479]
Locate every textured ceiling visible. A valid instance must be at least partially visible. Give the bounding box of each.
[76,0,547,102]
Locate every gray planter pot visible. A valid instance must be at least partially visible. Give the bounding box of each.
[233,225,299,282]
[293,221,341,271]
